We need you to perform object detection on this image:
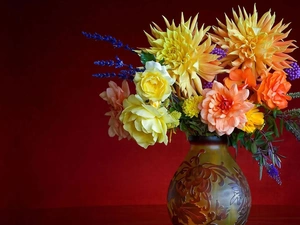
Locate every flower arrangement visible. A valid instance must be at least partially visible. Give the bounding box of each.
[83,4,300,184]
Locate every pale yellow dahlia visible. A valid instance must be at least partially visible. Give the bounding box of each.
[137,13,226,98]
[210,4,298,78]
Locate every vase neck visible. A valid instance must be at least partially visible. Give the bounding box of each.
[187,135,228,153]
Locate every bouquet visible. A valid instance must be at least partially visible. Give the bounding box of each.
[83,4,300,183]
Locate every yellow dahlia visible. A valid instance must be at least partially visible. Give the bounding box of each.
[136,13,226,98]
[210,4,298,78]
[242,106,264,133]
[182,95,203,118]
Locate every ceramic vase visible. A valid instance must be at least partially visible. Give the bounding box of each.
[167,135,251,225]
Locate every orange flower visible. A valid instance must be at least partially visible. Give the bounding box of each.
[256,70,292,109]
[210,4,297,78]
[224,67,257,90]
[100,80,131,140]
[199,81,254,136]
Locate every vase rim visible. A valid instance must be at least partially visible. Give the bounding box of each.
[188,135,227,143]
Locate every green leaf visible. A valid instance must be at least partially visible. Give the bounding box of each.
[266,115,275,128]
[273,122,279,137]
[231,138,238,149]
[280,118,284,135]
[159,59,165,65]
[237,131,245,141]
[272,109,280,118]
[264,131,274,136]
[140,51,156,65]
[245,140,252,151]
[255,138,266,146]
[254,130,262,140]
[251,143,257,154]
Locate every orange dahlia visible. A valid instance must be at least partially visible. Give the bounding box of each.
[199,81,254,136]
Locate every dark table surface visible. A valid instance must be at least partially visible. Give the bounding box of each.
[1,204,300,225]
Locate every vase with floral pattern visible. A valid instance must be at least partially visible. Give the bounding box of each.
[167,135,251,225]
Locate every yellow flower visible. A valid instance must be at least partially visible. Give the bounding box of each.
[210,4,298,78]
[119,94,176,149]
[182,96,203,118]
[136,13,226,98]
[134,61,175,103]
[167,111,181,129]
[242,106,265,133]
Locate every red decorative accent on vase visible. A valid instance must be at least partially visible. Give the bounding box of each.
[167,136,251,225]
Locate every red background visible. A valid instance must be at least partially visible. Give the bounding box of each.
[2,0,300,210]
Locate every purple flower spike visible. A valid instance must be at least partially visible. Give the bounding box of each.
[266,163,282,185]
[202,80,213,89]
[82,31,134,51]
[284,62,300,81]
[210,47,227,60]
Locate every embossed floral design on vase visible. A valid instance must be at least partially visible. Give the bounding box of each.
[167,136,251,225]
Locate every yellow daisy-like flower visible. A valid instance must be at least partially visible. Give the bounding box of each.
[242,106,264,133]
[210,4,298,78]
[136,13,226,98]
[182,95,203,118]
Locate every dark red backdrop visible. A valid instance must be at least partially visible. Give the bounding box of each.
[2,0,300,209]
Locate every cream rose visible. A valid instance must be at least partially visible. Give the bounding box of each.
[119,94,175,148]
[134,61,175,103]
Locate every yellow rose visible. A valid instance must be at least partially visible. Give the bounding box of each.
[119,94,175,148]
[134,61,175,103]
